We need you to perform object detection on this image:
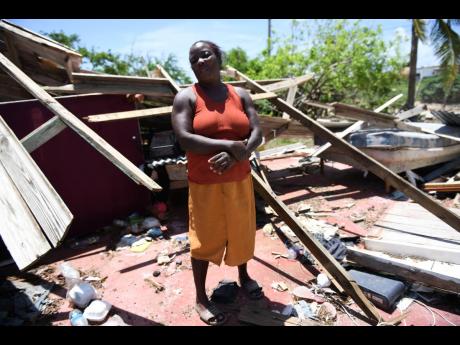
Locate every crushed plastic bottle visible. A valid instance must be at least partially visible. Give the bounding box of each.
[68,282,98,308]
[59,262,81,289]
[69,309,89,326]
[317,273,331,288]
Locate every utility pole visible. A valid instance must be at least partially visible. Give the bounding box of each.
[268,19,272,56]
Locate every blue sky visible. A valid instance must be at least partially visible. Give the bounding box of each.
[7,19,451,79]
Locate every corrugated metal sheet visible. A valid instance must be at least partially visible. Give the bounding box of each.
[147,155,187,168]
[431,111,460,126]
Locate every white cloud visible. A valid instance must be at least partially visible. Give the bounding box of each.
[118,20,266,79]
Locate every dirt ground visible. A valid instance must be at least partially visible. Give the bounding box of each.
[1,157,460,326]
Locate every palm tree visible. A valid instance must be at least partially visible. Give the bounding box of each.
[406,19,460,109]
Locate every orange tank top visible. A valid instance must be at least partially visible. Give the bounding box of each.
[186,83,251,184]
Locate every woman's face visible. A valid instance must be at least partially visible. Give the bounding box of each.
[189,42,220,82]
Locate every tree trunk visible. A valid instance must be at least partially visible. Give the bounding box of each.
[406,21,419,110]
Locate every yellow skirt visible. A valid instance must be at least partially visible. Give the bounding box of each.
[188,174,256,266]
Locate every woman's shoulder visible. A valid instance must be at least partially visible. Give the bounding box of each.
[231,86,250,102]
[174,86,197,106]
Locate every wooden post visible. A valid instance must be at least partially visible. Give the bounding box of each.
[227,66,460,234]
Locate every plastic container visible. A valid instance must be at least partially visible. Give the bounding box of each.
[68,282,98,308]
[59,262,81,288]
[101,314,128,326]
[317,273,331,288]
[83,300,112,322]
[69,309,89,326]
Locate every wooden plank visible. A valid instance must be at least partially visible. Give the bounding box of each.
[84,92,278,123]
[374,221,460,242]
[43,84,174,98]
[424,182,460,192]
[346,247,460,294]
[0,160,52,270]
[372,223,460,250]
[0,52,162,192]
[2,31,22,69]
[396,104,426,120]
[332,102,398,127]
[180,79,285,88]
[378,212,460,232]
[363,238,460,265]
[263,74,314,92]
[303,101,333,110]
[72,72,171,86]
[0,116,73,246]
[250,170,382,323]
[155,64,181,93]
[384,202,460,217]
[282,85,298,120]
[21,116,67,153]
[0,20,81,57]
[227,66,460,234]
[85,105,173,123]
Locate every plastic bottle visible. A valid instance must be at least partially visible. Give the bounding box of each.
[59,262,81,288]
[285,241,298,260]
[68,282,98,308]
[69,310,89,326]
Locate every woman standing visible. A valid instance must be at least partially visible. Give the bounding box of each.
[171,40,264,326]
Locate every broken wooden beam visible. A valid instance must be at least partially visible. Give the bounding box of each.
[0,52,162,192]
[346,246,460,294]
[263,74,314,92]
[332,102,400,127]
[363,238,460,265]
[20,115,67,153]
[228,66,460,235]
[424,182,460,192]
[83,92,278,123]
[0,116,73,246]
[0,160,52,270]
[250,170,382,323]
[155,64,181,94]
[42,84,175,99]
[396,104,426,120]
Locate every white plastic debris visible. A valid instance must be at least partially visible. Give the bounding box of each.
[316,273,331,288]
[59,262,81,289]
[101,314,129,326]
[83,300,112,322]
[68,282,98,309]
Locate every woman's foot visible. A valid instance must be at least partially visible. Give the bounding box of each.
[195,301,228,326]
[239,274,264,300]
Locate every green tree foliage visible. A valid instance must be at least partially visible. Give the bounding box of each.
[41,31,191,84]
[226,20,406,114]
[407,19,460,107]
[419,74,460,103]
